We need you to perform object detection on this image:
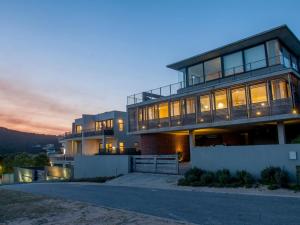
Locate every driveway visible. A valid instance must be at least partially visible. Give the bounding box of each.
[2,182,300,225]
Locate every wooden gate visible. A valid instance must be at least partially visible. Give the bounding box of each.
[132,155,179,174]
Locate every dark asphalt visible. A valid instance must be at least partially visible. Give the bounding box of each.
[2,183,300,225]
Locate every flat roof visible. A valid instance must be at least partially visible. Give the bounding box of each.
[167,25,300,71]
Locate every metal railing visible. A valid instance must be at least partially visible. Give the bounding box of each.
[127,55,296,105]
[133,98,294,132]
[49,154,74,162]
[60,128,114,140]
[96,148,140,155]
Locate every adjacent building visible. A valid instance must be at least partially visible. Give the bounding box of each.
[127,25,300,179]
[59,111,139,157]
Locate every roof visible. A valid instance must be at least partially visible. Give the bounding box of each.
[167,25,300,71]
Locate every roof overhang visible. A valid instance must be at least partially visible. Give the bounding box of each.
[167,25,300,71]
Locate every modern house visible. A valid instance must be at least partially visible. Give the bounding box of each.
[127,25,300,179]
[49,111,139,170]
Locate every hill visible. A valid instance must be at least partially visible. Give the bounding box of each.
[0,127,59,154]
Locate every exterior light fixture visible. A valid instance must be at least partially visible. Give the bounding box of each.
[142,125,146,129]
[204,105,209,109]
[158,124,161,127]
[118,119,123,123]
[226,115,230,119]
[256,111,261,116]
[292,109,297,114]
[261,102,265,107]
[177,121,181,125]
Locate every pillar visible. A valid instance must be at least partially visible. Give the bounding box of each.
[277,122,286,144]
[189,130,195,149]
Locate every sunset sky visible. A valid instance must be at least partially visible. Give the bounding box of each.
[0,0,300,135]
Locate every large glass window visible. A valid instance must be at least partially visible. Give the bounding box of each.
[271,80,290,100]
[214,90,228,109]
[250,83,267,103]
[266,40,281,66]
[75,125,82,133]
[186,97,196,114]
[231,87,246,106]
[148,105,156,120]
[171,100,180,117]
[223,51,244,76]
[95,121,102,131]
[244,45,266,71]
[158,102,169,118]
[178,68,187,87]
[199,95,211,112]
[188,63,204,85]
[106,119,113,128]
[204,57,222,81]
[282,47,291,68]
[291,55,298,71]
[118,119,124,131]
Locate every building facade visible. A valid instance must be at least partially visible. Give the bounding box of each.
[127,25,300,179]
[60,111,139,157]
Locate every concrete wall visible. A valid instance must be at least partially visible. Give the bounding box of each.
[73,155,130,179]
[191,144,300,181]
[45,166,73,180]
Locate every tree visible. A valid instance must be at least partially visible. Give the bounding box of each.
[33,154,50,167]
[13,152,34,168]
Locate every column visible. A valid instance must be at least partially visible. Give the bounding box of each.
[189,130,195,149]
[277,122,286,144]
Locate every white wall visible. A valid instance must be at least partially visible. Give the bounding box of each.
[73,155,130,179]
[191,144,300,181]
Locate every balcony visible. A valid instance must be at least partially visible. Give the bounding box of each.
[60,128,114,140]
[132,98,296,133]
[127,55,298,106]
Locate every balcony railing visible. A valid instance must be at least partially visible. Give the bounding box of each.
[133,98,295,132]
[127,55,297,105]
[96,148,140,155]
[49,154,74,162]
[60,128,114,140]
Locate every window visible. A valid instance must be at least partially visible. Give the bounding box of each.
[105,143,112,151]
[159,102,169,118]
[75,125,82,133]
[199,95,210,112]
[106,119,113,128]
[171,100,180,117]
[271,80,290,100]
[223,51,244,76]
[95,121,102,131]
[119,142,124,153]
[204,57,222,81]
[178,68,187,88]
[231,87,246,106]
[244,45,266,71]
[282,47,291,68]
[118,119,124,131]
[291,55,298,71]
[214,90,228,109]
[186,97,196,114]
[250,83,267,103]
[266,40,281,66]
[148,105,156,120]
[188,63,204,85]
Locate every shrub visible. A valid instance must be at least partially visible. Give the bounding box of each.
[236,170,254,187]
[267,184,279,190]
[184,167,205,180]
[178,178,189,186]
[216,169,231,186]
[261,166,289,187]
[200,171,215,185]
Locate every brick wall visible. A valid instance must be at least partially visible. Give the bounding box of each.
[140,133,190,161]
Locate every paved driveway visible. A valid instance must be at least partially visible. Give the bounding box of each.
[2,182,300,225]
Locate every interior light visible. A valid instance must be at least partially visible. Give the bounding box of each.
[292,109,297,114]
[200,118,204,122]
[217,102,224,109]
[142,125,146,129]
[204,105,209,109]
[118,119,123,123]
[261,102,265,106]
[256,111,261,116]
[177,121,181,125]
[226,115,229,119]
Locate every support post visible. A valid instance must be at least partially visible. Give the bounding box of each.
[277,122,286,144]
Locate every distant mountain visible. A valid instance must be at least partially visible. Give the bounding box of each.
[0,127,59,154]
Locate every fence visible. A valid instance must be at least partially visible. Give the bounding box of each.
[132,155,179,174]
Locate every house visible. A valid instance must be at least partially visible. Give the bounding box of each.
[59,110,139,158]
[126,25,300,180]
[48,111,140,179]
